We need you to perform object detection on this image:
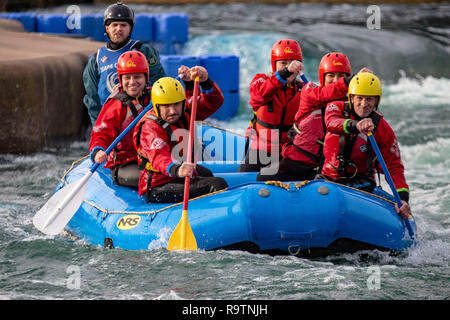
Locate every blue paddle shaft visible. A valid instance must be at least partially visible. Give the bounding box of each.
[300,73,308,84]
[367,133,415,239]
[90,101,153,173]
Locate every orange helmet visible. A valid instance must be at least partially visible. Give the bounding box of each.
[117,51,149,86]
[318,52,351,86]
[271,39,303,73]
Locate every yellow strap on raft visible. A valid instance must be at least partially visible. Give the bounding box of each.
[265,180,310,190]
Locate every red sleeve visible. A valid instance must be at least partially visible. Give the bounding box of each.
[137,121,179,177]
[89,99,126,152]
[324,101,347,133]
[249,73,286,111]
[297,77,348,120]
[185,81,224,121]
[374,119,409,192]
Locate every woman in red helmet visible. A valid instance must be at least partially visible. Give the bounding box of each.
[239,39,305,174]
[89,50,151,188]
[263,52,372,181]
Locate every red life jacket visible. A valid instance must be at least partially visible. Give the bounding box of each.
[89,87,150,169]
[321,100,408,190]
[247,73,303,154]
[134,112,189,195]
[321,101,381,179]
[132,81,224,197]
[281,78,349,167]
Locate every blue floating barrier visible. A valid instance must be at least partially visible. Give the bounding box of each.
[154,13,189,43]
[132,13,154,43]
[211,91,240,121]
[36,14,68,34]
[68,14,94,36]
[200,55,239,92]
[4,12,36,32]
[85,13,108,42]
[160,55,201,78]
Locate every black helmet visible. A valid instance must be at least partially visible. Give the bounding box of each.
[103,2,135,27]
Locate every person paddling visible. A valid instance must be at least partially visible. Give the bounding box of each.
[89,51,151,188]
[133,67,228,203]
[265,52,371,181]
[319,73,411,219]
[239,39,305,175]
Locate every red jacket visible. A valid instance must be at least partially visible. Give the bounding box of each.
[89,87,151,169]
[281,77,349,166]
[321,100,409,194]
[247,70,303,154]
[133,80,224,196]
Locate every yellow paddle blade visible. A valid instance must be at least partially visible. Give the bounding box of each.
[167,210,198,251]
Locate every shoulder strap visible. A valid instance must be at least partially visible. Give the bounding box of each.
[146,114,173,135]
[343,101,351,118]
[336,101,357,176]
[112,91,139,118]
[267,100,274,112]
[131,40,143,51]
[135,114,174,150]
[295,79,304,91]
[370,111,382,131]
[135,114,173,172]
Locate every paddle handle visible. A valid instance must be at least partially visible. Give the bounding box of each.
[182,77,200,212]
[299,72,309,84]
[90,101,154,173]
[367,132,415,239]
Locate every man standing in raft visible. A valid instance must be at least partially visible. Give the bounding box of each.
[83,2,165,125]
[134,67,228,203]
[319,73,411,219]
[89,51,151,188]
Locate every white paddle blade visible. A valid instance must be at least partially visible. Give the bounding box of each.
[33,172,92,236]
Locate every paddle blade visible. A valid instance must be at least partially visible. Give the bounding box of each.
[167,210,198,251]
[33,172,92,236]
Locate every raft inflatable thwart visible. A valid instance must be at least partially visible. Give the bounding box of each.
[48,124,416,256]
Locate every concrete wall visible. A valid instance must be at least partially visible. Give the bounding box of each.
[0,18,102,153]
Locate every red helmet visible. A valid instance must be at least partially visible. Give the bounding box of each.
[117,51,149,86]
[271,39,303,73]
[318,52,351,86]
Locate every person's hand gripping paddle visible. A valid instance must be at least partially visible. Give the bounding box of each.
[33,102,154,236]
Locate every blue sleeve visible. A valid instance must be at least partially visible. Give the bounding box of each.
[82,54,102,125]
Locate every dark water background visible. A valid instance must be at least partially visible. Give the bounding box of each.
[1,3,449,300]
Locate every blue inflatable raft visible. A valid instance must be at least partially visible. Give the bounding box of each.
[56,123,416,256]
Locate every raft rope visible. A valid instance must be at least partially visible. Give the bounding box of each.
[60,150,394,219]
[57,121,242,219]
[265,180,310,190]
[334,181,395,204]
[201,121,246,137]
[60,155,89,183]
[60,156,228,218]
[264,179,395,204]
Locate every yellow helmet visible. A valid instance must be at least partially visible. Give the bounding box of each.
[348,73,382,109]
[151,77,186,117]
